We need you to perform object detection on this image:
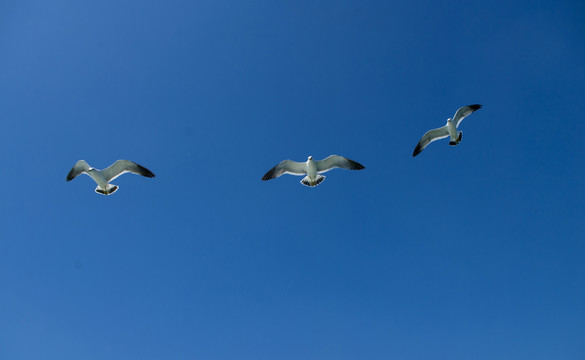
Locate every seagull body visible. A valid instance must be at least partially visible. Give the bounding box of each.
[66,160,155,195]
[262,155,365,187]
[413,104,482,157]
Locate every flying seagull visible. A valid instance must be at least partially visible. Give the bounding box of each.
[412,104,482,157]
[66,160,155,195]
[262,155,365,187]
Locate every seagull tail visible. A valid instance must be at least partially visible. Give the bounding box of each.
[95,184,119,195]
[300,175,325,187]
[450,131,463,146]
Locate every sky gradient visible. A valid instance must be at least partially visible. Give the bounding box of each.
[1,0,584,359]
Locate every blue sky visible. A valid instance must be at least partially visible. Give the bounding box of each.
[1,0,584,359]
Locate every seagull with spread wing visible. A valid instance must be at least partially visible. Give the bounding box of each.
[412,104,482,157]
[262,155,365,187]
[66,160,155,195]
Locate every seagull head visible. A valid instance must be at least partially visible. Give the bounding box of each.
[307,156,313,161]
[88,167,95,172]
[447,117,452,123]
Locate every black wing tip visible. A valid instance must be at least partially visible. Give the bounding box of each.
[262,169,276,181]
[262,163,284,181]
[66,168,76,181]
[142,170,156,178]
[136,164,155,178]
[468,104,482,111]
[413,144,422,157]
[342,157,365,170]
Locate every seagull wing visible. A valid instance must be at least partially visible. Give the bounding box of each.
[453,104,482,127]
[316,155,365,173]
[102,160,155,182]
[66,160,91,181]
[412,126,450,157]
[262,160,307,181]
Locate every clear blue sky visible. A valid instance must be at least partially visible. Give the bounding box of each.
[1,0,584,359]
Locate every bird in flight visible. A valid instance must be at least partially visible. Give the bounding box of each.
[262,155,365,187]
[412,104,482,157]
[66,160,155,195]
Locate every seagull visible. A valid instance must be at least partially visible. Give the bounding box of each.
[262,155,365,187]
[412,104,482,157]
[66,160,155,195]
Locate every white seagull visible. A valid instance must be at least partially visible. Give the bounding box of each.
[262,155,365,187]
[66,160,155,195]
[412,104,482,157]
